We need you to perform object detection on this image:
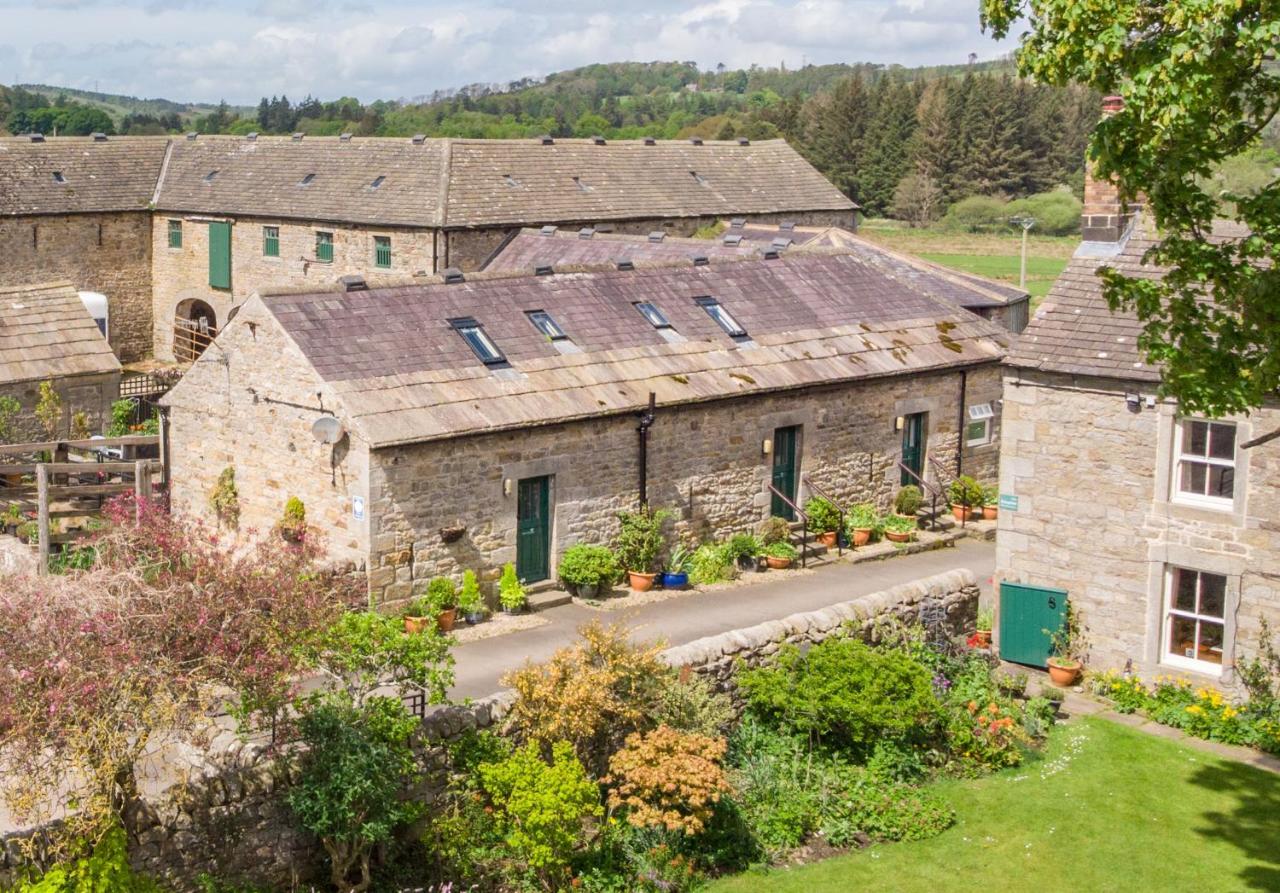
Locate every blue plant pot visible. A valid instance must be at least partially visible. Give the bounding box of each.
[660,572,689,589]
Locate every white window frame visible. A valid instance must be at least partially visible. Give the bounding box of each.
[1161,566,1227,676]
[965,403,994,446]
[1172,418,1236,510]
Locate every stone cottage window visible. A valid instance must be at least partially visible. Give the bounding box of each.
[315,231,333,263]
[1174,419,1236,509]
[966,403,995,446]
[167,219,182,249]
[1163,566,1228,674]
[263,226,280,257]
[374,236,391,269]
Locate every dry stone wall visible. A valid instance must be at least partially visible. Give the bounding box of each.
[0,372,120,443]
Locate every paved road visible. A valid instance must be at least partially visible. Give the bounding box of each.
[450,538,995,699]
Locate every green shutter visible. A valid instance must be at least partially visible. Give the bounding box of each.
[374,236,391,269]
[208,221,231,289]
[263,226,279,257]
[316,231,333,263]
[168,219,182,249]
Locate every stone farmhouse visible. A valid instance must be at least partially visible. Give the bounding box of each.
[162,251,1008,604]
[995,197,1279,685]
[0,134,856,364]
[0,282,122,441]
[484,223,1032,333]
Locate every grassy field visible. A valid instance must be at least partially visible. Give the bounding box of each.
[858,219,1076,307]
[710,717,1280,893]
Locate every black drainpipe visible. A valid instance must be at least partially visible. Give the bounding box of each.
[956,369,968,478]
[637,392,656,507]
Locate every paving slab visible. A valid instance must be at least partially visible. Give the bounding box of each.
[448,538,995,699]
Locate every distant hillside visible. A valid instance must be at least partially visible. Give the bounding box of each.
[13,84,255,124]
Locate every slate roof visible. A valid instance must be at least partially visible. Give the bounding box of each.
[481,227,771,273]
[0,282,122,384]
[1007,217,1248,382]
[244,252,1007,448]
[0,136,168,216]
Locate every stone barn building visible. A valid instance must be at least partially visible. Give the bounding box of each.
[995,209,1280,687]
[162,251,1007,605]
[0,281,122,441]
[0,135,166,363]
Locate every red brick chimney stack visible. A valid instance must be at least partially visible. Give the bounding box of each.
[1082,95,1138,242]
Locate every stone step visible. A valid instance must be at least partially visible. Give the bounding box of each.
[526,582,573,611]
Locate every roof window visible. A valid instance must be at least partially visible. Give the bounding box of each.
[449,317,506,366]
[635,302,672,330]
[504,174,522,188]
[695,297,747,338]
[690,170,708,186]
[203,170,218,183]
[527,310,567,341]
[51,171,66,184]
[572,176,592,193]
[369,175,385,190]
[299,173,316,187]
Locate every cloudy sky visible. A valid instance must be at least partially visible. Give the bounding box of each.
[1,0,1019,105]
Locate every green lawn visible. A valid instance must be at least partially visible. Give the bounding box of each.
[917,252,1068,305]
[710,718,1280,893]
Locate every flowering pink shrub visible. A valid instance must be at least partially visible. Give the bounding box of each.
[0,495,357,853]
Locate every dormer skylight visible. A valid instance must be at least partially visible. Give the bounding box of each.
[299,173,316,187]
[695,297,747,338]
[369,175,385,190]
[635,302,672,330]
[526,310,567,342]
[450,317,506,366]
[51,171,66,184]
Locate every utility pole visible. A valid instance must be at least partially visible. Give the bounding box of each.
[1010,215,1036,291]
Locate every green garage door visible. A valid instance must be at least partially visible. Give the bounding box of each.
[999,582,1068,668]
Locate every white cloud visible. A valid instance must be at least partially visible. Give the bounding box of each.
[0,0,1019,104]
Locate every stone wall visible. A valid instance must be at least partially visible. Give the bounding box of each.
[0,372,121,443]
[150,216,437,361]
[0,212,153,362]
[0,568,975,891]
[164,295,371,569]
[0,535,38,575]
[996,367,1280,686]
[367,364,1001,606]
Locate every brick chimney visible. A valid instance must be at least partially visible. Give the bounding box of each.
[1082,95,1138,242]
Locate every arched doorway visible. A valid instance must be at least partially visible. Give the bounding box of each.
[174,299,218,362]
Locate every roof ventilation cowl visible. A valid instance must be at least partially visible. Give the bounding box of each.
[591,135,606,145]
[534,264,554,276]
[729,217,746,228]
[692,254,710,267]
[616,258,635,271]
[186,132,198,140]
[28,133,45,143]
[292,132,305,141]
[578,227,594,240]
[779,220,796,232]
[762,247,781,260]
[339,274,368,292]
[647,231,666,243]
[339,132,353,141]
[539,225,557,236]
[539,134,554,145]
[442,267,465,284]
[91,132,107,142]
[737,137,750,146]
[723,234,743,247]
[643,136,656,146]
[771,237,793,250]
[411,133,426,144]
[688,137,703,146]
[246,132,258,141]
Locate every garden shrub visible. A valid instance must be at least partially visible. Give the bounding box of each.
[688,543,735,585]
[941,194,1010,231]
[606,725,732,836]
[651,671,735,738]
[738,638,941,756]
[288,695,423,893]
[865,738,928,784]
[894,485,923,516]
[1005,189,1083,235]
[13,826,161,892]
[614,507,672,573]
[478,741,603,884]
[558,543,620,589]
[757,515,791,546]
[802,497,841,533]
[818,774,955,846]
[302,609,454,706]
[503,621,667,772]
[726,718,825,852]
[498,562,527,611]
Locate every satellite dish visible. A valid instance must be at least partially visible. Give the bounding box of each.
[311,415,344,444]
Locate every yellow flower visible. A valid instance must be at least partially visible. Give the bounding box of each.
[1186,705,1203,715]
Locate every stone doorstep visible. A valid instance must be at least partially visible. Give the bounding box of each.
[525,582,573,611]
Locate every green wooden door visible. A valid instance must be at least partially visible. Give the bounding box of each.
[900,412,926,486]
[516,476,551,583]
[208,221,232,290]
[770,425,800,519]
[999,582,1068,668]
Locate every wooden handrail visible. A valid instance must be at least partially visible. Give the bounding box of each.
[766,483,810,569]
[0,435,159,456]
[801,476,844,556]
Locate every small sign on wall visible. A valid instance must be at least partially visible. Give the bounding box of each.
[352,496,365,521]
[998,493,1019,511]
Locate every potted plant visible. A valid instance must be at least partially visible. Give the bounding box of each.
[846,503,878,547]
[558,543,619,598]
[499,562,527,613]
[615,507,672,591]
[16,520,38,544]
[981,485,999,521]
[457,570,486,624]
[763,540,798,569]
[402,596,430,635]
[975,606,994,648]
[947,476,983,522]
[3,503,22,536]
[996,671,1028,698]
[882,513,917,543]
[661,544,692,589]
[427,577,458,632]
[757,515,791,546]
[725,533,763,572]
[894,485,923,517]
[1042,686,1067,716]
[278,496,307,543]
[1044,602,1086,686]
[803,497,841,547]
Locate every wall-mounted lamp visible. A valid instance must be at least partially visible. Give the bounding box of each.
[761,438,772,456]
[1125,393,1141,413]
[1145,395,1157,409]
[894,416,905,432]
[503,478,512,497]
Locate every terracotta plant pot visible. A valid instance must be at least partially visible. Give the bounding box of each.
[850,527,872,547]
[952,505,973,522]
[817,531,838,548]
[974,629,992,648]
[765,556,792,570]
[982,505,998,521]
[403,615,429,634]
[885,530,912,543]
[436,608,457,633]
[1047,658,1082,686]
[628,571,657,592]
